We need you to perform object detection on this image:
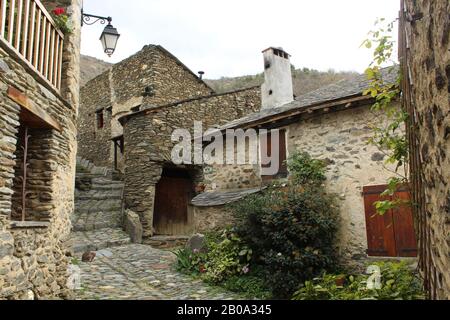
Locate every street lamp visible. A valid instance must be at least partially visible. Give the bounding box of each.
[81,9,120,57]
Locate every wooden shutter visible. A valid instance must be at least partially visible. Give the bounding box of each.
[363,185,397,257]
[391,190,418,257]
[363,185,418,258]
[261,129,287,180]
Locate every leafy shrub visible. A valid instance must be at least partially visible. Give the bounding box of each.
[293,261,425,300]
[203,230,252,283]
[231,152,340,298]
[174,247,207,276]
[222,270,272,300]
[287,152,326,185]
[175,229,252,283]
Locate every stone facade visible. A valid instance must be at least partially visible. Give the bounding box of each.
[0,0,81,299]
[285,104,399,264]
[402,0,449,299]
[120,87,261,237]
[197,102,400,264]
[78,45,214,170]
[193,206,235,234]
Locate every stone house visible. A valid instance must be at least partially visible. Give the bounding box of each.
[79,44,262,238]
[195,48,417,265]
[77,40,418,266]
[0,0,81,299]
[78,44,216,173]
[118,87,261,237]
[114,46,418,267]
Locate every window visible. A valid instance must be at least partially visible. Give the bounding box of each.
[96,109,104,129]
[363,185,417,257]
[260,129,288,181]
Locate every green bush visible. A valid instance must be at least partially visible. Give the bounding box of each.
[231,152,340,298]
[174,247,207,276]
[287,152,326,185]
[293,261,425,300]
[222,270,272,300]
[175,229,252,283]
[203,230,252,283]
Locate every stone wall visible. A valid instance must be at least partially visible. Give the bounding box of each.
[285,104,399,265]
[193,206,235,234]
[78,45,214,169]
[121,87,261,237]
[403,0,450,299]
[78,71,112,167]
[203,140,262,191]
[0,0,81,299]
[196,102,400,264]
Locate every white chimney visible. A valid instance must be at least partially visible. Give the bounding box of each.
[261,47,294,109]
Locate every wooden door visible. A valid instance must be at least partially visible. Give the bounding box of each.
[363,185,418,257]
[153,175,191,235]
[363,185,397,257]
[261,129,287,181]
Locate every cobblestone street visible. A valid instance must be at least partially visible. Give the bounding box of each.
[71,170,241,300]
[74,244,242,300]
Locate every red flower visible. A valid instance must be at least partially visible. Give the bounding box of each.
[53,8,65,16]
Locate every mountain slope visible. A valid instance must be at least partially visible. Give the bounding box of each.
[205,68,359,97]
[80,55,359,97]
[80,55,113,87]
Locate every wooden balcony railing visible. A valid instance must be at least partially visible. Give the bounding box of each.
[0,0,64,91]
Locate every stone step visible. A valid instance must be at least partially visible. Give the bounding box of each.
[75,199,122,214]
[144,235,190,249]
[71,228,131,254]
[91,178,123,186]
[71,211,122,232]
[90,184,124,191]
[76,193,122,201]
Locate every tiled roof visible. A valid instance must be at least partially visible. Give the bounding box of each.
[217,66,399,130]
[191,188,263,207]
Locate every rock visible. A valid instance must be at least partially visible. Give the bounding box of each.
[0,231,14,259]
[0,59,11,73]
[96,249,113,258]
[371,152,385,162]
[186,234,206,253]
[82,251,96,263]
[124,210,143,244]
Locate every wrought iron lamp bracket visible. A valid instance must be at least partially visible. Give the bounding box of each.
[81,9,112,26]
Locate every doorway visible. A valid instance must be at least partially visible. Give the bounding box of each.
[153,167,194,235]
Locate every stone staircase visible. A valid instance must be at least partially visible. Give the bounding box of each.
[71,158,131,254]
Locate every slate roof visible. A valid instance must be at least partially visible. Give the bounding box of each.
[216,66,398,131]
[191,188,264,207]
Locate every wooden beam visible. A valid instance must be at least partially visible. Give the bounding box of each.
[7,86,62,131]
[237,95,374,131]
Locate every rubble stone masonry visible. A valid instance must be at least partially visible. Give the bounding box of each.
[404,0,449,299]
[121,87,261,237]
[0,0,81,299]
[78,45,214,169]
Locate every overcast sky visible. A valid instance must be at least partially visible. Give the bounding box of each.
[80,0,400,79]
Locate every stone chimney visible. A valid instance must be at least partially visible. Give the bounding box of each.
[261,47,294,109]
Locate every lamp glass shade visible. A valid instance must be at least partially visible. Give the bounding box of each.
[100,24,120,57]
